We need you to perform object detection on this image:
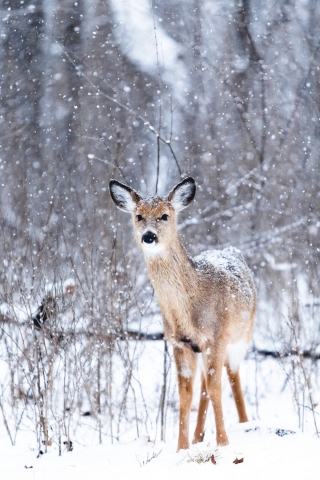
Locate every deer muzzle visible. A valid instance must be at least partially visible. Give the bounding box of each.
[142,231,157,244]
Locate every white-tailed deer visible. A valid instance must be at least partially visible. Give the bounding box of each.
[109,177,256,451]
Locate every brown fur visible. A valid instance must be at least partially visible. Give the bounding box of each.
[109,179,256,451]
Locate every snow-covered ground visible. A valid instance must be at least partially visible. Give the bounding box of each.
[1,344,319,479]
[2,420,319,480]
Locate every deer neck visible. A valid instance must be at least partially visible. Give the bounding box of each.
[144,237,198,335]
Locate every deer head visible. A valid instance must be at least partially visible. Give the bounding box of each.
[109,177,196,258]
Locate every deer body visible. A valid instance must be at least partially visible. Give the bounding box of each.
[109,178,256,451]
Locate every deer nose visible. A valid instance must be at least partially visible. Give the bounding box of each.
[142,231,157,244]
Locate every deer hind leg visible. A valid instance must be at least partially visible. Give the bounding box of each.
[206,353,229,446]
[226,364,248,423]
[173,346,197,451]
[192,371,209,444]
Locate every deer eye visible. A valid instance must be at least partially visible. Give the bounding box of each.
[161,214,168,221]
[137,214,143,222]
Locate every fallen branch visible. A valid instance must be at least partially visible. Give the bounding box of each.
[251,347,320,361]
[2,313,320,361]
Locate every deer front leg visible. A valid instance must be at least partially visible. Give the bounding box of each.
[173,346,197,451]
[206,353,229,446]
[192,371,209,444]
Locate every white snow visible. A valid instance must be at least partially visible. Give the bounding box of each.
[195,246,245,273]
[1,421,319,480]
[1,347,319,479]
[194,247,255,306]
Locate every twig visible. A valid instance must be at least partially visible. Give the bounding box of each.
[287,315,319,436]
[55,39,182,177]
[160,340,168,441]
[155,136,160,194]
[152,0,162,193]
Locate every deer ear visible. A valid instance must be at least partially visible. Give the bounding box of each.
[109,180,141,212]
[168,177,196,212]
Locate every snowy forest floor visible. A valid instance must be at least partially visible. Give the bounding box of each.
[2,421,319,480]
[1,342,319,479]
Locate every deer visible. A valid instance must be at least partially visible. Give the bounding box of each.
[109,177,256,452]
